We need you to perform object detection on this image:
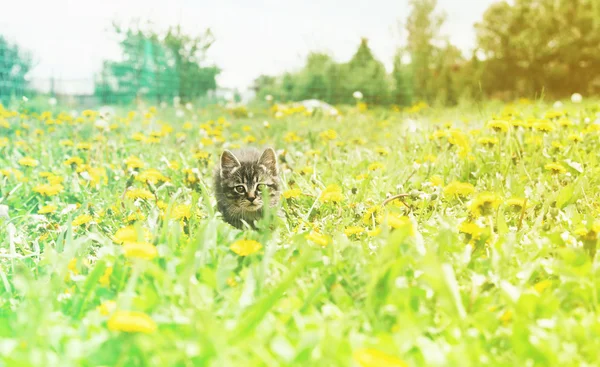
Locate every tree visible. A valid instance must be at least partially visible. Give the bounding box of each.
[0,36,32,105]
[346,38,390,104]
[392,49,413,106]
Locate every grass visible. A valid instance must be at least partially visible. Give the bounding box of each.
[1,99,600,366]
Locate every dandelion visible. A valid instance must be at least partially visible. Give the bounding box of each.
[571,93,583,104]
[533,280,552,294]
[448,129,471,157]
[368,162,384,171]
[38,204,58,214]
[344,226,364,237]
[76,142,92,150]
[443,181,475,197]
[230,239,262,256]
[429,175,444,187]
[99,266,113,287]
[282,188,302,199]
[319,129,337,141]
[107,311,157,333]
[136,169,168,185]
[458,221,484,241]
[64,157,84,167]
[33,183,64,197]
[171,204,191,220]
[544,163,567,174]
[306,231,329,247]
[533,120,555,133]
[193,151,210,160]
[478,136,499,147]
[125,188,155,201]
[113,226,138,244]
[469,192,502,217]
[319,184,344,203]
[284,132,302,143]
[375,147,389,156]
[18,157,39,167]
[506,198,526,211]
[487,120,509,133]
[98,300,117,315]
[123,242,158,260]
[568,134,583,143]
[72,214,93,227]
[353,348,407,367]
[124,156,144,170]
[355,173,369,180]
[299,166,314,175]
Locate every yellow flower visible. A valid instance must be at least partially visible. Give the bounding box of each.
[533,279,552,294]
[506,198,526,210]
[33,183,64,197]
[375,147,389,156]
[299,166,314,175]
[362,206,380,225]
[306,149,320,157]
[448,129,471,157]
[487,120,509,133]
[533,120,555,132]
[230,239,262,256]
[113,226,138,244]
[136,169,168,185]
[18,157,39,167]
[469,192,502,217]
[171,204,191,220]
[64,157,84,167]
[319,129,337,141]
[368,162,384,171]
[193,151,210,160]
[355,173,369,180]
[125,188,155,200]
[377,212,413,232]
[123,242,158,260]
[429,175,444,187]
[98,300,117,316]
[76,142,92,150]
[544,163,567,174]
[243,135,256,143]
[344,226,364,237]
[306,231,329,247]
[38,204,58,214]
[284,132,302,143]
[443,181,475,197]
[72,214,93,227]
[107,311,157,333]
[353,348,407,367]
[367,227,382,237]
[124,156,145,170]
[568,134,583,143]
[99,266,113,287]
[458,221,484,240]
[282,188,302,199]
[319,184,344,203]
[478,136,499,147]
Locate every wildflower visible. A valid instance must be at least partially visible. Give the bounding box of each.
[136,169,168,185]
[107,311,157,333]
[306,231,329,247]
[284,132,302,143]
[362,206,381,225]
[533,120,555,133]
[423,154,436,163]
[319,129,337,141]
[76,142,92,150]
[171,204,191,220]
[353,348,407,367]
[448,129,471,157]
[72,214,93,227]
[230,239,262,256]
[124,156,144,170]
[429,175,444,187]
[282,188,302,199]
[64,157,84,167]
[368,162,384,171]
[299,166,314,175]
[344,226,365,237]
[126,212,146,223]
[353,91,363,100]
[500,310,512,324]
[487,120,509,133]
[243,135,256,143]
[533,280,552,294]
[131,132,146,141]
[544,163,567,174]
[469,192,502,217]
[378,212,412,232]
[458,221,484,241]
[33,183,64,197]
[123,242,158,260]
[38,204,58,214]
[319,184,344,203]
[99,266,113,287]
[98,300,116,315]
[355,173,369,180]
[193,151,210,160]
[551,141,564,150]
[125,188,155,200]
[568,134,583,143]
[478,136,499,147]
[306,149,320,157]
[443,181,475,197]
[367,227,382,237]
[18,157,39,167]
[113,226,142,244]
[506,198,526,211]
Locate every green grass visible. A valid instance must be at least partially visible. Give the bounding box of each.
[1,100,600,366]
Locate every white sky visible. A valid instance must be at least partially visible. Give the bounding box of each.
[1,0,497,93]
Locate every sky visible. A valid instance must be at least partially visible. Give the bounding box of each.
[1,0,498,94]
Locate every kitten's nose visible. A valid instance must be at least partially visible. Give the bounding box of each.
[247,192,256,202]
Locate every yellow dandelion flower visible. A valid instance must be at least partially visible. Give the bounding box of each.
[458,221,483,240]
[193,151,210,160]
[368,162,384,171]
[18,157,39,167]
[544,163,567,174]
[533,279,552,294]
[72,214,93,227]
[319,129,337,141]
[171,204,191,220]
[76,142,92,150]
[282,188,302,199]
[487,120,509,133]
[429,175,444,187]
[478,136,499,147]
[125,188,155,200]
[113,226,140,244]
[124,156,145,170]
[136,169,168,185]
[448,129,471,157]
[533,120,555,132]
[64,157,84,167]
[469,192,502,217]
[306,231,330,247]
[284,132,302,143]
[131,132,146,141]
[98,300,117,316]
[230,239,262,256]
[319,184,344,203]
[506,197,526,210]
[33,183,64,197]
[344,226,365,237]
[551,141,564,150]
[377,212,413,232]
[568,134,583,143]
[107,311,157,333]
[443,181,475,197]
[123,242,158,260]
[38,204,58,214]
[353,348,407,367]
[299,166,314,175]
[243,135,256,143]
[355,173,369,180]
[375,147,390,156]
[99,266,113,287]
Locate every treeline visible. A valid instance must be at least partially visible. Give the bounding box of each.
[252,0,600,106]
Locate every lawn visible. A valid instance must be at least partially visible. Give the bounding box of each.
[1,99,600,366]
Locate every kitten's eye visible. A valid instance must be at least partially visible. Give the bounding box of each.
[234,185,245,194]
[256,184,266,192]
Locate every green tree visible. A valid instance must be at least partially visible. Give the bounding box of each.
[346,38,390,104]
[0,36,32,105]
[392,49,413,106]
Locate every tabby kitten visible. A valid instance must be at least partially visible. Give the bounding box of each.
[214,148,281,229]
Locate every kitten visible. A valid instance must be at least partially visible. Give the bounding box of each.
[214,148,281,229]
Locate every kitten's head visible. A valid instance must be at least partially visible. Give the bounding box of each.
[218,148,280,212]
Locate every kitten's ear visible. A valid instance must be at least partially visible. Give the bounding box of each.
[259,148,278,176]
[220,150,241,177]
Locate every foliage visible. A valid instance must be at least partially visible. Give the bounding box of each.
[1,98,600,365]
[0,36,32,105]
[95,23,219,105]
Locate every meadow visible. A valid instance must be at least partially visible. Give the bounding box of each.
[1,98,600,366]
